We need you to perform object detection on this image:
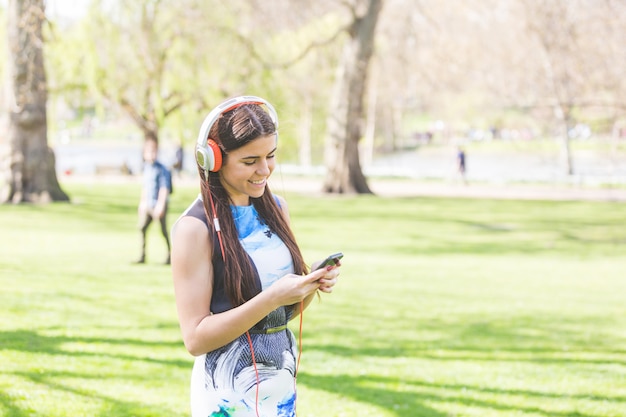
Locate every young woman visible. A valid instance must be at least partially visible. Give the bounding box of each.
[171,96,341,417]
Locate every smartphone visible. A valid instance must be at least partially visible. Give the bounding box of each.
[315,252,344,270]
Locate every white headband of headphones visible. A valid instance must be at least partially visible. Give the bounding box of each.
[195,95,279,150]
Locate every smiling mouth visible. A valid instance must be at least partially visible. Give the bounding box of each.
[249,179,266,185]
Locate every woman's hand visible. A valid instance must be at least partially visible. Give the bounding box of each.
[316,261,341,293]
[267,270,322,307]
[312,255,343,293]
[267,262,341,307]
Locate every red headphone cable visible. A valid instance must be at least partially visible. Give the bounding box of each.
[296,300,304,373]
[207,175,304,417]
[207,187,226,261]
[294,300,304,417]
[246,331,261,417]
[246,300,305,417]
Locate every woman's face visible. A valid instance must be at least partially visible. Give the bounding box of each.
[219,134,277,206]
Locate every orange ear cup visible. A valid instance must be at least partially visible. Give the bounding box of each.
[207,139,223,172]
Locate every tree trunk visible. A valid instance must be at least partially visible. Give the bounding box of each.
[362,62,378,167]
[1,0,69,204]
[299,94,313,167]
[554,104,574,176]
[559,125,573,177]
[322,0,383,194]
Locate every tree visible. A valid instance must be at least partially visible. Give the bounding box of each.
[81,1,199,144]
[493,0,626,175]
[0,0,68,203]
[322,0,383,194]
[77,0,286,147]
[519,1,583,175]
[29,0,626,188]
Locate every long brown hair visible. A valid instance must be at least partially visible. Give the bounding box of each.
[197,103,307,307]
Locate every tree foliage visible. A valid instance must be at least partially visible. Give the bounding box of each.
[3,0,625,195]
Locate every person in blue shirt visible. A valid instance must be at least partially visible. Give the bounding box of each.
[135,139,171,264]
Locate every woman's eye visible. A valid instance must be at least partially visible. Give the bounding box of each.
[243,161,255,166]
[268,154,276,159]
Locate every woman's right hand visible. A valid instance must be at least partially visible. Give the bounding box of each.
[267,268,329,307]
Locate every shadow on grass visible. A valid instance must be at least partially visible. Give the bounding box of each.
[295,312,626,414]
[391,214,624,256]
[0,196,136,234]
[0,328,190,416]
[0,329,188,369]
[299,373,605,417]
[311,315,626,367]
[0,390,27,417]
[10,369,178,417]
[290,305,626,415]
[2,320,623,416]
[299,372,448,417]
[293,195,626,257]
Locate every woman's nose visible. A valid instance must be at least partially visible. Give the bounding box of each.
[257,159,271,175]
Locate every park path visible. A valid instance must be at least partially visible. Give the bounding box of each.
[54,140,626,202]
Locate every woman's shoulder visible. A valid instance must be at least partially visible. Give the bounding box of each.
[272,194,290,224]
[172,214,209,241]
[273,194,287,208]
[180,196,208,223]
[172,197,210,237]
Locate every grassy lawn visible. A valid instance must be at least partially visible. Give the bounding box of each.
[1,179,625,417]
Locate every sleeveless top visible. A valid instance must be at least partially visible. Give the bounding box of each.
[180,196,299,417]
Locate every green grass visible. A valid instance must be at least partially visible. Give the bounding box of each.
[1,180,625,417]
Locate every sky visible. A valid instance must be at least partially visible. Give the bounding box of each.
[46,0,89,20]
[0,0,88,20]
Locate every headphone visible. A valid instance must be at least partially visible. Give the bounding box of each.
[195,95,279,176]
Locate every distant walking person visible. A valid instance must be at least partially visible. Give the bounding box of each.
[135,139,172,264]
[457,146,467,184]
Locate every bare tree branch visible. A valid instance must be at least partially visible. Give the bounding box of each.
[274,23,351,69]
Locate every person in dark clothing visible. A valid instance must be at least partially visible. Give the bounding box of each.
[457,146,467,184]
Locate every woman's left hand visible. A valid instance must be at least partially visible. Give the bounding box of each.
[316,261,341,293]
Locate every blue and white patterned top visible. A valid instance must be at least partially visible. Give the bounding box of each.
[231,203,294,290]
[185,198,299,417]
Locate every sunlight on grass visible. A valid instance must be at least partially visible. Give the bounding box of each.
[1,180,625,416]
